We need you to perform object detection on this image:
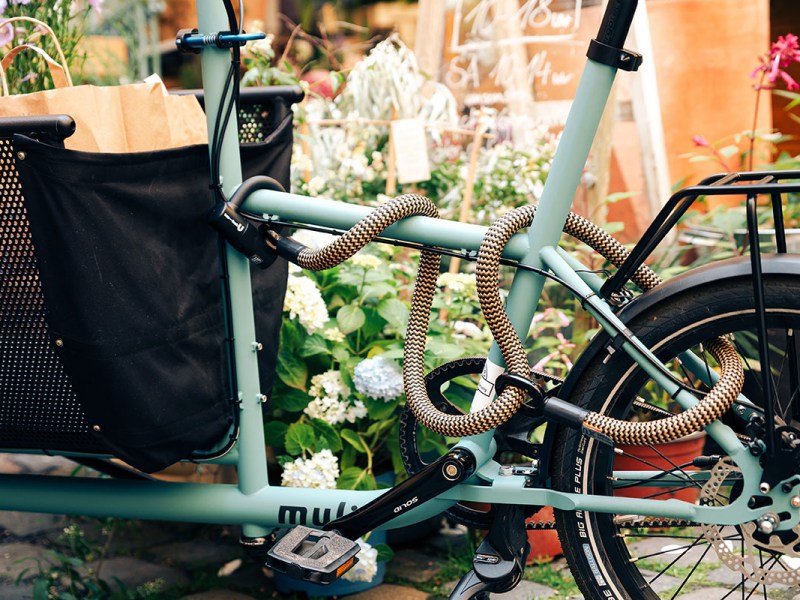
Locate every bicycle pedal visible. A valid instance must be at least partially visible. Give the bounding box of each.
[266,526,360,584]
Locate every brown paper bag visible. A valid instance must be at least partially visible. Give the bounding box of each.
[0,81,209,153]
[0,17,208,153]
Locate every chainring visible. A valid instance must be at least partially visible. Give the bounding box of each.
[700,457,800,586]
[399,357,550,529]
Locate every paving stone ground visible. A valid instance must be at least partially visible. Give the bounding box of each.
[0,453,794,598]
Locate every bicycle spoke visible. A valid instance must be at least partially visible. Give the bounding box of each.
[647,444,704,492]
[554,280,800,600]
[670,544,712,599]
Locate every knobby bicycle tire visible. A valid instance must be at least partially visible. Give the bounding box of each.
[552,275,800,599]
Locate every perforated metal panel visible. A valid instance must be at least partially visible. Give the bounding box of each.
[0,138,104,452]
[0,102,283,455]
[238,103,278,144]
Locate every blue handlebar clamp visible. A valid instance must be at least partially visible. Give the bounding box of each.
[176,28,266,53]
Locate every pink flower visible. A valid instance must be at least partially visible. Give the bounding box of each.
[752,33,800,91]
[692,134,710,148]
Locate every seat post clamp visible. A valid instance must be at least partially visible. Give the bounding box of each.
[587,38,643,72]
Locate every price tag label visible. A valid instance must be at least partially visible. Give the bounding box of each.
[390,119,431,184]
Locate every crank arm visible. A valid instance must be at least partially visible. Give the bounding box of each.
[324,447,475,540]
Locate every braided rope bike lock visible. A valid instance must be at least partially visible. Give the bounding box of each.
[292,195,744,444]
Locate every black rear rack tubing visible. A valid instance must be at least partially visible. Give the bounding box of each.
[746,193,777,458]
[600,170,800,301]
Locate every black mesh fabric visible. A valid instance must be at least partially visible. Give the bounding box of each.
[1,108,292,472]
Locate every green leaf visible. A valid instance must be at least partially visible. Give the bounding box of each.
[365,419,394,437]
[379,347,405,360]
[340,429,368,453]
[272,388,312,412]
[377,298,409,329]
[277,347,308,391]
[285,423,316,456]
[337,304,366,334]
[719,144,739,158]
[341,444,357,470]
[32,578,49,600]
[374,543,394,562]
[264,421,289,447]
[333,345,351,365]
[361,307,387,339]
[301,335,330,357]
[309,419,342,452]
[281,319,305,349]
[362,282,395,300]
[364,397,399,421]
[425,337,466,361]
[336,467,377,490]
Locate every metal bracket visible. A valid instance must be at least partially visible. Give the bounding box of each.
[587,38,643,72]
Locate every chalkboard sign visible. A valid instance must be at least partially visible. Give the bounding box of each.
[441,0,602,115]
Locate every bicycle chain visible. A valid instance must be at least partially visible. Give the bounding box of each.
[525,517,697,530]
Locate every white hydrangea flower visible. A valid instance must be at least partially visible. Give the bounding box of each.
[453,320,484,339]
[304,371,366,425]
[280,449,339,489]
[308,370,348,400]
[353,356,404,401]
[306,176,327,196]
[322,326,346,342]
[350,253,382,269]
[304,395,348,425]
[284,275,329,334]
[346,400,368,422]
[248,33,274,58]
[342,538,379,582]
[437,272,478,299]
[304,396,367,425]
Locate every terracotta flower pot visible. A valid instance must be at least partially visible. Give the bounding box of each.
[525,506,562,564]
[613,431,707,503]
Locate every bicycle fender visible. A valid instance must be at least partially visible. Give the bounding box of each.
[538,253,800,480]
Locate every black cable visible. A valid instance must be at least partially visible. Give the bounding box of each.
[210,0,242,203]
[213,0,244,404]
[254,217,705,396]
[210,63,235,201]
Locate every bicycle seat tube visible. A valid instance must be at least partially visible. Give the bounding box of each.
[469,0,639,421]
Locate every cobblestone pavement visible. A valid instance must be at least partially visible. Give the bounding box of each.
[0,454,798,599]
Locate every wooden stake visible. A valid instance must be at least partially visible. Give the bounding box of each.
[414,0,446,80]
[449,113,488,274]
[386,111,398,196]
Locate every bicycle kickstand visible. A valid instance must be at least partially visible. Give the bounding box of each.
[449,504,530,600]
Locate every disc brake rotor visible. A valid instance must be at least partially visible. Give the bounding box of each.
[700,457,800,585]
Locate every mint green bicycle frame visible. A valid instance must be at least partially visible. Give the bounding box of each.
[1,0,797,539]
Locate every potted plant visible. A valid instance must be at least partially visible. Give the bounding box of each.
[680,32,800,249]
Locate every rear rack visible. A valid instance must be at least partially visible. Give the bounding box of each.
[600,170,800,301]
[599,170,800,462]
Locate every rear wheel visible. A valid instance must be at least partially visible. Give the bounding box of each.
[552,276,800,599]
